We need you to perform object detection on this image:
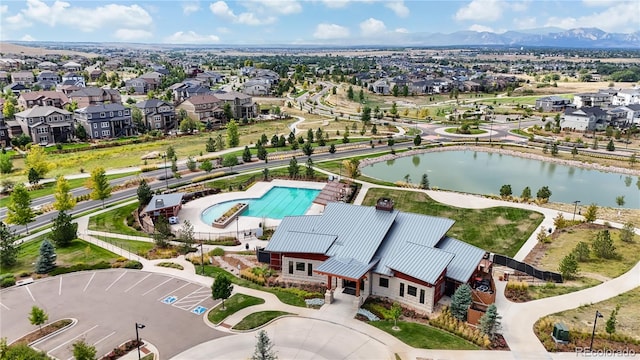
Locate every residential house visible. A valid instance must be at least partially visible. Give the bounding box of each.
[372,80,390,95]
[195,71,225,86]
[18,91,69,109]
[35,71,60,89]
[14,106,74,144]
[612,87,640,106]
[264,199,487,313]
[89,69,103,82]
[0,117,10,147]
[535,96,573,112]
[139,71,165,84]
[60,72,86,88]
[561,107,608,131]
[37,62,58,71]
[0,58,23,71]
[4,83,31,96]
[573,93,611,108]
[11,71,35,86]
[176,94,224,127]
[612,104,640,126]
[242,79,270,96]
[103,59,122,70]
[143,193,184,222]
[0,71,9,85]
[62,61,82,72]
[214,91,257,119]
[170,82,212,104]
[74,103,134,139]
[125,78,149,95]
[68,87,121,108]
[135,99,176,131]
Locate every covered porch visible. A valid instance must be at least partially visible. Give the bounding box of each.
[315,256,379,309]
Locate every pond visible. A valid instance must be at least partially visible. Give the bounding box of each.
[361,150,640,209]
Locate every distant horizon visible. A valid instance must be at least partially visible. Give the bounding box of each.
[1,0,638,45]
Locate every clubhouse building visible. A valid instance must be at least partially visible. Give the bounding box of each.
[264,198,489,313]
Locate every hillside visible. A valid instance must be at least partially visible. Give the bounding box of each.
[0,42,99,58]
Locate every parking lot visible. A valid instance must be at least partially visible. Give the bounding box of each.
[0,269,228,359]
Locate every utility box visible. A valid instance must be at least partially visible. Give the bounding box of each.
[552,323,570,343]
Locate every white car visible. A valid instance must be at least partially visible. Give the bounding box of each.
[168,216,179,225]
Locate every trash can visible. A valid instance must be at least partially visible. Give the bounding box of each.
[552,323,570,342]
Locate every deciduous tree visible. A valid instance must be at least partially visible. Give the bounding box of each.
[25,146,50,179]
[211,273,233,309]
[499,184,512,198]
[29,306,48,332]
[583,203,598,223]
[0,222,19,268]
[572,241,590,262]
[6,183,35,234]
[53,175,76,211]
[521,186,531,201]
[558,253,579,280]
[591,229,617,259]
[87,167,111,208]
[72,339,97,360]
[0,153,13,174]
[227,120,240,147]
[620,222,636,243]
[50,211,77,248]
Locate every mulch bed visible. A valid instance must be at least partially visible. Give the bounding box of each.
[11,319,73,345]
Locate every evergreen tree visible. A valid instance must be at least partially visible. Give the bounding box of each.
[420,174,430,189]
[35,240,56,274]
[478,304,502,340]
[262,168,270,181]
[87,167,111,208]
[251,330,277,360]
[50,211,77,248]
[206,137,216,152]
[72,340,97,360]
[571,146,578,158]
[153,216,172,248]
[521,186,532,201]
[270,134,279,148]
[25,144,50,179]
[302,142,313,157]
[28,167,41,185]
[136,179,153,207]
[551,143,558,156]
[347,86,354,100]
[288,157,299,178]
[242,146,252,162]
[6,183,35,233]
[0,222,19,268]
[592,229,617,259]
[223,102,234,120]
[29,306,49,331]
[583,203,598,222]
[328,144,336,154]
[216,132,225,150]
[413,135,422,146]
[499,184,512,198]
[572,241,590,262]
[256,144,268,161]
[307,128,314,143]
[53,175,76,211]
[450,284,472,321]
[227,120,240,147]
[305,157,315,178]
[211,273,233,309]
[606,139,615,151]
[166,145,176,160]
[620,222,636,243]
[558,253,579,279]
[186,157,197,171]
[605,305,620,339]
[179,220,195,253]
[536,186,552,201]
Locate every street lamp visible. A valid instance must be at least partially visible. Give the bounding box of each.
[236,217,239,242]
[572,200,581,221]
[162,153,169,190]
[590,310,603,351]
[199,240,205,275]
[135,322,145,360]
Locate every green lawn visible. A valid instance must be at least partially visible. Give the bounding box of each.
[92,235,155,256]
[362,188,543,256]
[201,265,308,307]
[0,172,138,208]
[444,127,487,135]
[88,202,149,237]
[370,320,479,350]
[0,237,119,276]
[232,311,292,330]
[207,293,265,324]
[527,278,602,300]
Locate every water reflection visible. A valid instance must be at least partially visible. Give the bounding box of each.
[412,155,420,167]
[624,176,632,187]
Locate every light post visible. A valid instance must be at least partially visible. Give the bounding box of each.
[199,240,204,275]
[135,322,145,360]
[590,310,603,351]
[162,153,169,190]
[236,217,239,242]
[489,116,493,143]
[572,200,581,221]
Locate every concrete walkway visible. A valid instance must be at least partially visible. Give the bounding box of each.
[64,176,639,360]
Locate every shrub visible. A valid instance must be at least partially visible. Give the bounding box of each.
[140,165,158,172]
[209,247,225,256]
[1,274,16,288]
[124,260,143,269]
[49,261,112,276]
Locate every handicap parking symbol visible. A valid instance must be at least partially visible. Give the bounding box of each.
[162,296,178,305]
[191,306,207,315]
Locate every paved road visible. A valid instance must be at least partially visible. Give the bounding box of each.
[0,269,227,359]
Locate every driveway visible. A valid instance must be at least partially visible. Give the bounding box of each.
[0,269,227,359]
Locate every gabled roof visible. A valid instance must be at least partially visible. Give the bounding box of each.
[316,257,379,281]
[436,237,485,283]
[76,103,126,114]
[143,193,184,213]
[184,94,220,105]
[386,243,454,285]
[214,91,251,100]
[69,87,106,97]
[15,105,71,118]
[136,99,172,109]
[266,230,336,254]
[19,91,68,102]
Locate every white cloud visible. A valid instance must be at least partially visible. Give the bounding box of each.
[582,0,619,6]
[0,5,7,14]
[508,0,530,12]
[360,18,386,36]
[514,16,537,29]
[455,0,503,22]
[114,29,153,41]
[544,1,639,33]
[252,0,302,15]
[20,0,152,32]
[320,0,350,8]
[165,30,220,43]
[5,12,33,29]
[313,23,350,39]
[469,24,495,32]
[182,1,200,15]
[210,1,277,25]
[385,0,409,17]
[395,28,409,33]
[20,34,36,41]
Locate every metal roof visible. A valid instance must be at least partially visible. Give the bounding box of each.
[386,243,454,285]
[143,193,184,213]
[264,231,336,254]
[315,257,379,280]
[436,237,486,283]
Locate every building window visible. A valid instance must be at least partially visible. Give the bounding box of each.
[296,262,305,271]
[100,112,106,118]
[307,263,313,277]
[407,285,417,297]
[110,112,114,117]
[101,130,110,137]
[124,109,129,115]
[399,283,404,297]
[288,261,293,274]
[87,113,92,119]
[118,111,123,116]
[101,122,109,128]
[155,123,161,129]
[379,278,389,288]
[154,115,161,121]
[419,289,425,304]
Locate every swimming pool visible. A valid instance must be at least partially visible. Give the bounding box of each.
[200,186,321,223]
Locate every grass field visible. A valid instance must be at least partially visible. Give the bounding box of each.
[207,293,265,324]
[362,188,543,256]
[88,202,149,237]
[232,311,291,330]
[526,278,602,300]
[0,237,119,276]
[92,235,155,256]
[537,225,640,279]
[370,321,479,350]
[545,287,640,340]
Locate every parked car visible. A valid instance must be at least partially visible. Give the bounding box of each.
[168,216,179,225]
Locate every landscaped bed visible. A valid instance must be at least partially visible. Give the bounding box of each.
[362,188,543,257]
[207,293,265,324]
[370,321,479,350]
[9,318,73,345]
[232,311,292,330]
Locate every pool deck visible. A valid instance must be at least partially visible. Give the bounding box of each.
[177,179,327,238]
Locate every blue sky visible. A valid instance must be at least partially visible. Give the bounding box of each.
[1,0,638,44]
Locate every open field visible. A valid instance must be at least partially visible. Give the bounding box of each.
[362,188,543,256]
[88,202,148,237]
[0,42,100,58]
[544,287,640,340]
[535,224,639,279]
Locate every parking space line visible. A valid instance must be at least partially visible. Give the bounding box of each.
[173,288,211,310]
[92,330,116,346]
[25,286,35,302]
[0,302,9,310]
[47,325,99,355]
[124,273,152,293]
[83,272,96,292]
[157,282,190,301]
[141,278,172,296]
[59,277,62,296]
[105,271,127,291]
